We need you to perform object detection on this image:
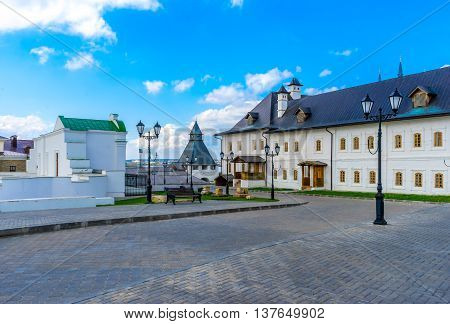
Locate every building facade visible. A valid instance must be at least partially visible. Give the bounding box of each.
[219,68,450,195]
[27,114,127,197]
[0,135,33,173]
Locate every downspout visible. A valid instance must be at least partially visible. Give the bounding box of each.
[325,127,333,191]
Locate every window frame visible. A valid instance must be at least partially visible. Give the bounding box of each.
[339,138,346,151]
[353,170,361,184]
[369,170,376,185]
[367,136,375,150]
[413,132,422,149]
[434,173,444,189]
[339,170,346,183]
[433,131,443,148]
[352,136,360,151]
[394,171,403,187]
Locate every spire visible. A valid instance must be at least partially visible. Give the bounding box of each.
[378,68,382,82]
[189,121,203,140]
[397,57,403,78]
[277,85,289,94]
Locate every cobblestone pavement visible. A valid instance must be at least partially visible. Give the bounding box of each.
[0,195,448,303]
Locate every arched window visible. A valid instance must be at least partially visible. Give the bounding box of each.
[353,171,360,184]
[367,136,374,150]
[316,140,322,152]
[274,169,278,179]
[282,169,287,180]
[339,170,346,183]
[434,173,444,188]
[294,141,299,152]
[340,138,346,150]
[369,171,376,184]
[414,133,422,148]
[284,142,289,152]
[434,131,443,147]
[414,173,423,188]
[353,137,360,150]
[395,135,402,149]
[293,170,298,181]
[395,172,403,186]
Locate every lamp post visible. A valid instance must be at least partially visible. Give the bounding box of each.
[189,157,197,189]
[264,143,280,200]
[261,132,269,187]
[220,151,234,196]
[136,120,161,204]
[361,88,403,225]
[163,161,167,185]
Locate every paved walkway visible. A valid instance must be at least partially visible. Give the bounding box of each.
[0,194,305,236]
[0,195,447,304]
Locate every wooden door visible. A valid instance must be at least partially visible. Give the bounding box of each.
[301,166,311,189]
[313,166,324,187]
[55,152,59,177]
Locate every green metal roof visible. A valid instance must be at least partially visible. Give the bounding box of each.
[59,116,127,132]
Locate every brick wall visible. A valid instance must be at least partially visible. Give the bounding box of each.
[0,160,27,172]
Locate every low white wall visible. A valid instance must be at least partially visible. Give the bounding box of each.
[0,175,109,200]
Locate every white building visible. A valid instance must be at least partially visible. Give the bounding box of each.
[218,67,450,195]
[27,114,127,197]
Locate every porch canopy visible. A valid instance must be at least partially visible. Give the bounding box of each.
[230,155,266,181]
[298,160,327,167]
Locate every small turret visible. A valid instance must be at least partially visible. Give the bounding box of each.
[287,77,303,100]
[398,57,403,78]
[277,85,289,118]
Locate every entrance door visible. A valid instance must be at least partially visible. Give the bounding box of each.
[55,152,59,177]
[301,166,311,189]
[313,166,324,187]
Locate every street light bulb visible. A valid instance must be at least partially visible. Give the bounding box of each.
[389,88,403,115]
[361,94,374,119]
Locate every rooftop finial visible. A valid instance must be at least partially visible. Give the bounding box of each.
[398,56,403,78]
[378,68,382,82]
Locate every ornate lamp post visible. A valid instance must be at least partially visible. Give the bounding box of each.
[220,151,234,196]
[136,120,161,204]
[185,156,189,185]
[163,161,167,185]
[264,143,280,200]
[361,88,403,225]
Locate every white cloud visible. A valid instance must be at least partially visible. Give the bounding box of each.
[143,80,166,94]
[319,69,332,77]
[304,86,343,96]
[172,78,195,93]
[441,64,450,68]
[0,0,162,41]
[201,74,214,83]
[245,68,292,94]
[64,52,97,70]
[230,0,244,8]
[30,46,55,64]
[0,114,52,139]
[330,49,354,56]
[295,66,302,73]
[201,83,245,104]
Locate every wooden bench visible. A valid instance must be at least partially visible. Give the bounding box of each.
[165,187,202,205]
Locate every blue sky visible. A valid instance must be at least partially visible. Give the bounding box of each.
[0,0,449,158]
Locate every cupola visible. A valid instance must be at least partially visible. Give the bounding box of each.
[277,85,289,118]
[287,77,303,100]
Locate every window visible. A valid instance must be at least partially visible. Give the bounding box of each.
[414,173,423,188]
[340,138,346,150]
[315,140,322,152]
[434,131,443,147]
[274,169,278,179]
[395,135,402,149]
[293,170,298,181]
[353,137,360,150]
[9,165,16,172]
[367,136,374,150]
[282,169,287,180]
[228,142,232,151]
[434,173,444,189]
[294,141,299,152]
[395,172,403,186]
[369,171,376,184]
[353,171,360,184]
[202,165,207,170]
[339,170,346,183]
[260,140,264,150]
[237,141,242,151]
[193,165,199,170]
[284,142,289,152]
[413,133,422,148]
[211,165,216,170]
[252,140,257,151]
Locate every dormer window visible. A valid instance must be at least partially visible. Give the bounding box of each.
[408,86,436,108]
[295,107,311,123]
[245,112,259,125]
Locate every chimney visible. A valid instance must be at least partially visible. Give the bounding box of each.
[109,113,119,121]
[10,135,18,149]
[277,85,289,118]
[287,77,303,100]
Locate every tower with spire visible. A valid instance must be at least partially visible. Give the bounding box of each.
[378,68,382,82]
[398,57,403,78]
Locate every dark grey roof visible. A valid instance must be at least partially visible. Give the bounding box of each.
[179,122,216,165]
[4,139,34,154]
[288,77,303,86]
[219,67,450,135]
[277,85,289,93]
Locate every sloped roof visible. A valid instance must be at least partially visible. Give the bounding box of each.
[179,122,216,165]
[288,77,303,86]
[58,116,127,132]
[219,67,450,135]
[4,139,34,154]
[277,85,289,94]
[190,121,202,135]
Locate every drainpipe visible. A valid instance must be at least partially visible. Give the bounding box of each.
[325,127,333,191]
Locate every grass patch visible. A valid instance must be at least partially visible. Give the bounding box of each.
[294,190,450,203]
[114,194,278,206]
[250,187,294,192]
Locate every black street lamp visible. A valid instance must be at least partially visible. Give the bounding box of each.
[185,156,189,185]
[265,143,280,200]
[136,120,161,204]
[220,151,234,196]
[261,132,269,187]
[362,88,403,225]
[163,161,167,185]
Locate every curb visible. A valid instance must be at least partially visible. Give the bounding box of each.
[0,202,307,238]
